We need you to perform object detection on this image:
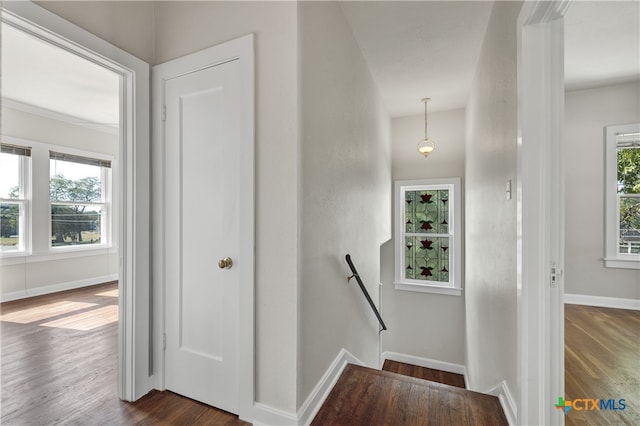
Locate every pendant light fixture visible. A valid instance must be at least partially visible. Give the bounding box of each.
[417,97,435,157]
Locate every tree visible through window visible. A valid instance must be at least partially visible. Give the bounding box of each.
[604,124,640,268]
[617,139,640,255]
[49,152,110,247]
[0,143,30,252]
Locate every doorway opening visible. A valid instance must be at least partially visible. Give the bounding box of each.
[1,1,151,412]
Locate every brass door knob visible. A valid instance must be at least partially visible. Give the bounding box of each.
[218,257,233,269]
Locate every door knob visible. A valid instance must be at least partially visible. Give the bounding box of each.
[218,257,233,269]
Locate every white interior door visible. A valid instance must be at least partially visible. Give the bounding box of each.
[163,57,242,414]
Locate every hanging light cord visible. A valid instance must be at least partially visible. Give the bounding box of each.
[424,99,428,139]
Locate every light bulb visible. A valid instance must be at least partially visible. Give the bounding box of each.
[417,138,435,157]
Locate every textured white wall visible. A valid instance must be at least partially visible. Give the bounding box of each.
[154,1,300,412]
[0,107,119,299]
[381,109,466,365]
[298,0,391,407]
[565,81,640,300]
[35,1,155,63]
[464,0,521,395]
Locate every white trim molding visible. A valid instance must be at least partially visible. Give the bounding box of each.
[380,351,467,383]
[251,403,298,426]
[517,1,572,425]
[0,273,118,303]
[297,349,365,426]
[486,380,517,426]
[565,293,640,311]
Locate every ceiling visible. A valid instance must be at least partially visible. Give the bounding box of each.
[1,22,120,127]
[1,1,638,123]
[340,1,493,117]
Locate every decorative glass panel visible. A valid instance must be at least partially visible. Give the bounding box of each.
[405,189,449,234]
[405,236,450,283]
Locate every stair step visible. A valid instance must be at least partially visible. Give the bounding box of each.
[312,364,508,425]
[382,359,466,389]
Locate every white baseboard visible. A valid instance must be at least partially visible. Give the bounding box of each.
[485,380,516,426]
[380,351,468,387]
[564,293,640,311]
[297,348,365,426]
[0,274,118,303]
[250,402,298,426]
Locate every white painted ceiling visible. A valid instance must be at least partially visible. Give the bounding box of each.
[1,1,637,123]
[1,22,120,127]
[564,0,640,91]
[340,1,493,117]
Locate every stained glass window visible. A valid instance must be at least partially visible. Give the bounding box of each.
[403,189,450,283]
[395,178,461,293]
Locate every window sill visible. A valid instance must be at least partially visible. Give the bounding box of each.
[604,257,640,270]
[394,282,463,296]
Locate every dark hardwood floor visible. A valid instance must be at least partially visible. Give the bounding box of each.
[312,363,507,425]
[382,359,466,389]
[0,282,247,425]
[565,304,640,426]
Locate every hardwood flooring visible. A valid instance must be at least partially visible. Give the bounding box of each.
[0,282,247,425]
[312,364,507,426]
[382,359,466,389]
[564,304,640,426]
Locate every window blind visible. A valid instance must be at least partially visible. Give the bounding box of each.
[1,143,32,157]
[49,151,111,168]
[616,132,640,148]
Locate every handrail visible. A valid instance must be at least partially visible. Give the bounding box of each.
[345,254,387,331]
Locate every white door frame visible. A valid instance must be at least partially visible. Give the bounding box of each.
[2,2,151,401]
[151,34,255,421]
[517,1,572,424]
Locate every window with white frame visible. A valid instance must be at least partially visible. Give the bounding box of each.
[604,124,640,269]
[394,178,462,295]
[0,143,31,253]
[49,151,111,248]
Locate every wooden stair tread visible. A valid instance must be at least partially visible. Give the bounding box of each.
[312,363,508,426]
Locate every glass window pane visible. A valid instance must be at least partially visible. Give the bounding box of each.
[51,204,102,246]
[617,146,640,195]
[619,196,640,255]
[50,159,102,202]
[0,153,20,199]
[405,189,449,234]
[405,236,450,283]
[1,203,20,251]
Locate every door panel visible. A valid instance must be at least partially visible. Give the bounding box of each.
[164,59,241,414]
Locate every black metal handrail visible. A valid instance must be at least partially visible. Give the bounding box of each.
[345,254,387,331]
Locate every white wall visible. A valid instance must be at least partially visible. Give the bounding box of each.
[0,107,119,301]
[464,0,521,397]
[298,0,391,406]
[380,109,466,365]
[565,81,640,300]
[35,1,155,64]
[154,1,300,413]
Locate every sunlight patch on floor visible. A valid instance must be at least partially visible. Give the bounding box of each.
[40,305,118,331]
[96,289,118,298]
[0,301,97,324]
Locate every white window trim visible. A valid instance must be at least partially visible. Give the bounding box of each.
[0,143,31,256]
[604,123,640,269]
[394,177,463,296]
